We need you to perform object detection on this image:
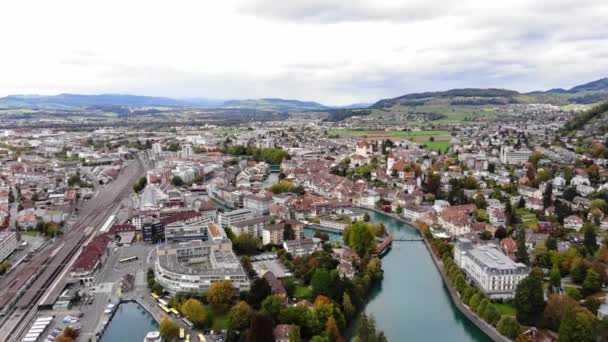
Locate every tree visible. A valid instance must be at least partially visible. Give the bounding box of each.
[326,316,344,342]
[247,278,271,309]
[558,307,597,342]
[515,227,530,266]
[207,280,234,310]
[474,194,488,209]
[366,258,384,282]
[181,298,209,327]
[570,258,589,284]
[283,223,296,241]
[172,175,184,187]
[343,221,376,257]
[514,269,545,325]
[363,213,370,222]
[481,304,501,325]
[311,269,333,298]
[497,316,521,339]
[546,235,558,251]
[261,295,285,322]
[582,269,602,297]
[288,325,302,342]
[229,301,254,331]
[543,182,553,208]
[542,294,579,331]
[469,293,482,312]
[159,317,180,341]
[248,312,274,342]
[342,293,355,320]
[583,224,598,255]
[548,267,562,294]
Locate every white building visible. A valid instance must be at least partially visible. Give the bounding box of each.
[500,146,532,165]
[154,239,250,293]
[0,231,17,263]
[454,239,529,299]
[218,209,254,229]
[181,144,193,158]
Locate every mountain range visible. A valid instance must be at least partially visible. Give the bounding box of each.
[1,77,607,113]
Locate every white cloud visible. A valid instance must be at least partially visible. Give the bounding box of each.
[0,0,606,105]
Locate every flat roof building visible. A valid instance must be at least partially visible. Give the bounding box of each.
[154,238,250,293]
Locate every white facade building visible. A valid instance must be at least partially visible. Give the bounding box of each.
[454,239,529,299]
[0,231,17,263]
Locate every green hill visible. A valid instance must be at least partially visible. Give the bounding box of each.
[367,78,608,123]
[562,101,608,136]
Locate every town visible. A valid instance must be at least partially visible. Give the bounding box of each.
[0,98,605,342]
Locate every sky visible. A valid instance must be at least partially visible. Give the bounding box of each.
[0,0,607,105]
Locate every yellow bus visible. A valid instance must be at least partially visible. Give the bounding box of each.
[179,328,185,339]
[151,293,160,300]
[198,333,206,342]
[170,308,180,316]
[158,303,171,314]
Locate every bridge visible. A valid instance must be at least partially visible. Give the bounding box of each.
[372,235,393,257]
[393,237,424,242]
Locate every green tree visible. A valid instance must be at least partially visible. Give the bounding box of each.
[481,304,501,326]
[311,269,333,298]
[515,227,529,265]
[342,293,355,320]
[172,175,184,187]
[583,224,598,255]
[543,182,553,208]
[261,295,285,322]
[228,301,253,331]
[582,269,602,297]
[558,307,597,342]
[180,298,210,327]
[514,269,545,326]
[548,266,562,294]
[570,258,589,284]
[283,223,296,241]
[474,194,488,209]
[366,258,384,282]
[497,316,521,338]
[469,293,482,312]
[247,278,271,309]
[159,317,180,341]
[343,221,376,257]
[289,325,301,342]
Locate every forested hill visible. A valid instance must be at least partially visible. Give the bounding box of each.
[562,101,608,135]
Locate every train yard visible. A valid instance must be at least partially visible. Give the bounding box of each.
[0,156,146,342]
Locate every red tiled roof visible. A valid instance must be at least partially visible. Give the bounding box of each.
[160,210,199,225]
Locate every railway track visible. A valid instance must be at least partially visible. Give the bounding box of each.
[0,156,145,340]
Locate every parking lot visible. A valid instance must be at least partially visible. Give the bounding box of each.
[250,253,291,278]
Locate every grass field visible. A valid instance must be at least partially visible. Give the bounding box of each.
[495,303,516,316]
[211,312,230,330]
[328,129,450,138]
[295,285,312,300]
[422,140,451,153]
[212,129,249,135]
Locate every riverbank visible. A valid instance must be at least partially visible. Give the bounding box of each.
[362,207,510,342]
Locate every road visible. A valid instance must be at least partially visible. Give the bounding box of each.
[0,154,147,341]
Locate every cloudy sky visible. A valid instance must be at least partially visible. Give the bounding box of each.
[1,0,607,105]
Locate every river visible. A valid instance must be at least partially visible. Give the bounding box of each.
[347,210,491,342]
[100,301,159,342]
